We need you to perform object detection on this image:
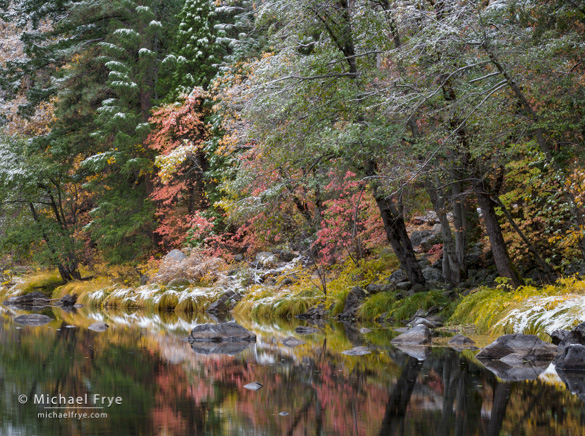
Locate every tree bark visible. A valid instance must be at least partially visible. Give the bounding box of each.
[368,162,426,286]
[474,182,523,288]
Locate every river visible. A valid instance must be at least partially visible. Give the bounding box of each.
[0,304,583,435]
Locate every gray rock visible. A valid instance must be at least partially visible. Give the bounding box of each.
[296,304,326,320]
[233,254,244,262]
[279,412,289,416]
[359,327,372,334]
[207,291,241,315]
[295,326,320,334]
[341,346,371,356]
[3,291,49,306]
[418,258,431,268]
[337,286,367,320]
[422,267,442,282]
[282,337,306,347]
[189,322,256,342]
[88,322,109,332]
[14,314,53,326]
[448,334,476,349]
[410,230,434,248]
[476,334,557,362]
[411,283,426,293]
[388,269,408,283]
[410,317,439,329]
[391,325,432,345]
[366,283,396,293]
[555,344,585,370]
[410,230,435,248]
[60,294,77,306]
[396,281,412,291]
[164,249,187,262]
[243,382,263,391]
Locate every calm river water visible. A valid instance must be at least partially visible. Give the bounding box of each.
[1,305,584,436]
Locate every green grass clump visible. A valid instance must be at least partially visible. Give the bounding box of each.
[358,292,396,320]
[358,290,453,322]
[449,276,585,335]
[18,271,64,296]
[390,290,450,322]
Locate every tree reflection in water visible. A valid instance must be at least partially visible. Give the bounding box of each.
[0,310,584,435]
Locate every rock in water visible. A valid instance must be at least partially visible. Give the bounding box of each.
[189,322,256,342]
[14,314,53,326]
[359,327,372,334]
[88,322,109,332]
[60,294,77,306]
[243,382,263,391]
[476,334,557,361]
[391,325,432,345]
[282,337,305,347]
[3,291,49,306]
[448,334,477,350]
[555,344,585,371]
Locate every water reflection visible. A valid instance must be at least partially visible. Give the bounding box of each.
[0,305,584,435]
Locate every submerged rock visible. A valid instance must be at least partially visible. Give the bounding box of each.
[391,325,432,346]
[476,334,557,362]
[88,322,109,332]
[282,337,305,347]
[359,327,372,334]
[14,314,53,326]
[189,322,256,342]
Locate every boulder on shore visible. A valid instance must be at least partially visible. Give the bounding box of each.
[555,344,585,371]
[337,286,366,321]
[189,322,256,342]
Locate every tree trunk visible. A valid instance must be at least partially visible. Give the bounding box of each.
[474,182,523,288]
[426,181,462,283]
[368,163,425,287]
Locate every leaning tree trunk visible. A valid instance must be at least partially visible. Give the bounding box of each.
[367,163,426,287]
[474,182,523,288]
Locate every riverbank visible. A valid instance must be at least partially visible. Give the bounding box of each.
[3,249,585,340]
